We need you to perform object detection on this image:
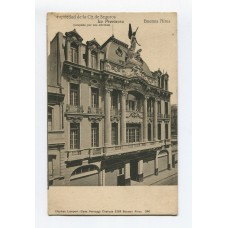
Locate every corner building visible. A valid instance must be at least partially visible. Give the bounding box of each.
[48,29,173,186]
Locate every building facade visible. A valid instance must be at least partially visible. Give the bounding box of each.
[48,29,174,186]
[171,104,178,169]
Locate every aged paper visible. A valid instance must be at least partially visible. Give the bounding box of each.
[47,12,178,215]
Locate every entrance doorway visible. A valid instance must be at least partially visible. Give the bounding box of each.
[130,160,138,181]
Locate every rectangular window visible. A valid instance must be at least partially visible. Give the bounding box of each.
[70,47,78,63]
[157,101,161,114]
[161,78,164,89]
[148,124,152,141]
[165,124,169,139]
[48,107,53,131]
[91,52,97,69]
[111,91,118,110]
[165,80,168,90]
[70,84,79,106]
[147,100,153,115]
[126,124,140,143]
[165,102,168,115]
[91,123,99,147]
[129,100,135,111]
[112,123,118,145]
[158,124,161,140]
[70,123,80,149]
[91,87,99,108]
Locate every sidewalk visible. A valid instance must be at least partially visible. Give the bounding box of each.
[131,167,178,186]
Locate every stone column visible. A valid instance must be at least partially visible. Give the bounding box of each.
[66,39,71,61]
[124,162,131,186]
[137,160,143,182]
[121,91,127,144]
[153,98,158,141]
[99,169,105,186]
[104,88,112,147]
[143,96,148,142]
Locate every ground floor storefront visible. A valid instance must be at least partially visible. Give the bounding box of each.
[50,148,176,186]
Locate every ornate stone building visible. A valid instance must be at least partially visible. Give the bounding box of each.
[48,29,173,186]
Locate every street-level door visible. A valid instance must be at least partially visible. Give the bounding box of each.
[130,161,138,181]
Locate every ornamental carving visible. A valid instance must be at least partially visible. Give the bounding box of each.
[111,116,120,123]
[148,117,153,123]
[88,116,103,123]
[66,115,83,123]
[127,110,143,119]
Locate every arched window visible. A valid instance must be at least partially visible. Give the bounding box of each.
[71,165,99,176]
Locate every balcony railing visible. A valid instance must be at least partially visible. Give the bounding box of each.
[66,105,84,113]
[88,106,103,115]
[66,140,171,161]
[66,147,104,161]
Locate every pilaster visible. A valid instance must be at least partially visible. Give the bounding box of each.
[143,96,148,142]
[104,88,112,147]
[124,162,131,186]
[137,160,144,182]
[121,90,128,144]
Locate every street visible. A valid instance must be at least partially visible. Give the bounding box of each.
[151,174,178,185]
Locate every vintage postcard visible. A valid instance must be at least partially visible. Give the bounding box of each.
[47,12,178,215]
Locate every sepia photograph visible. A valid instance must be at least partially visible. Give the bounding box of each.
[47,12,178,215]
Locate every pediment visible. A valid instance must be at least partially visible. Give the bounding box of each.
[65,29,83,43]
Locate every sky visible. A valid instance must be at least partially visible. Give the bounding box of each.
[47,13,177,104]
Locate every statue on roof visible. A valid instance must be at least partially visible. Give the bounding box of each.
[128,23,141,52]
[125,24,143,67]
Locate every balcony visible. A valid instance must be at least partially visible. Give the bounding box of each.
[88,106,103,115]
[66,105,84,113]
[66,147,104,161]
[48,130,65,145]
[66,140,170,161]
